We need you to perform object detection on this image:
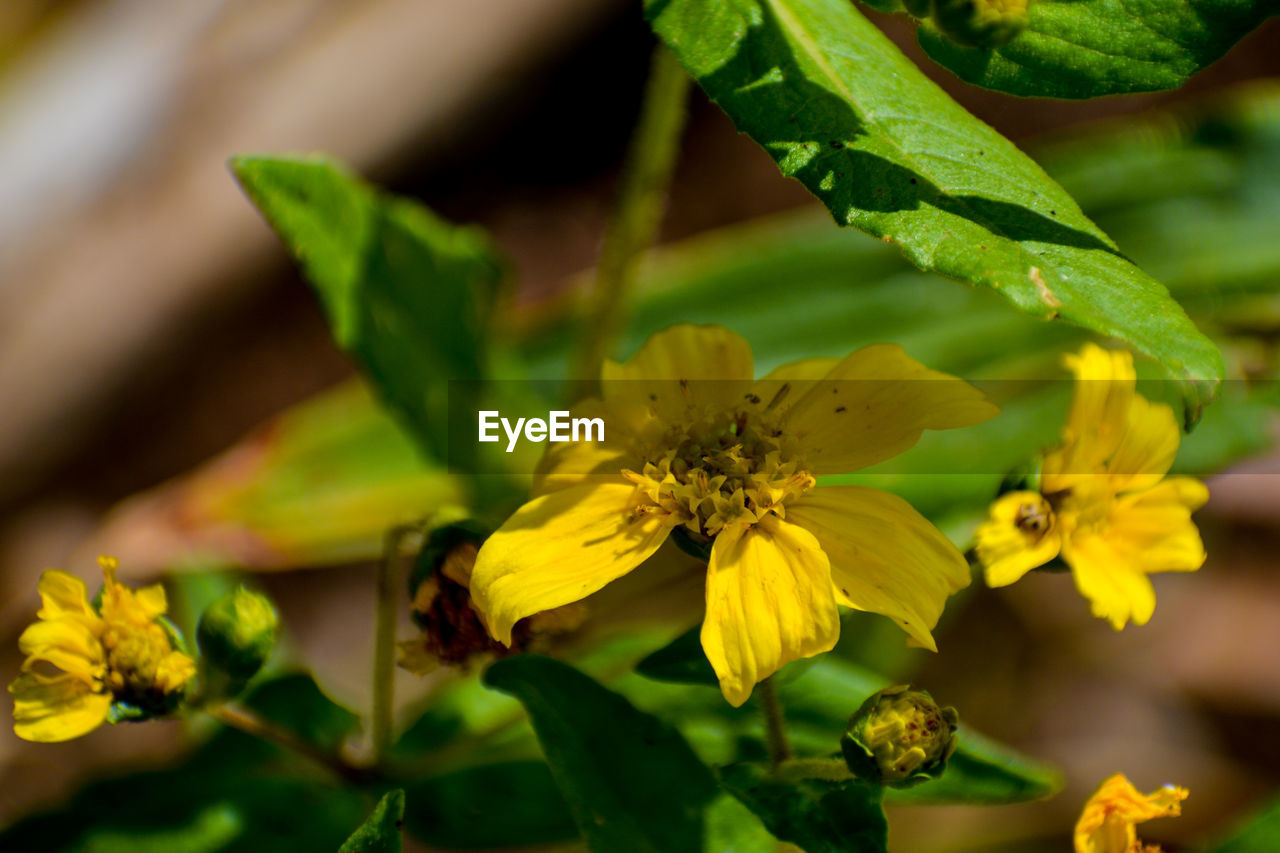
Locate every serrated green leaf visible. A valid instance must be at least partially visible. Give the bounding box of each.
[720,763,888,853]
[1206,795,1280,852]
[917,0,1278,99]
[484,655,718,853]
[230,155,502,460]
[403,762,578,849]
[645,0,1223,416]
[338,791,404,853]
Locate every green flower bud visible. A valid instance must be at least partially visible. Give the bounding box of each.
[842,685,959,787]
[197,585,279,700]
[930,0,1029,49]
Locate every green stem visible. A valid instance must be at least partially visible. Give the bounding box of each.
[571,43,692,388]
[759,677,792,770]
[208,704,370,784]
[372,524,423,762]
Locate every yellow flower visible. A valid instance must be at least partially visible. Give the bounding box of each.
[470,324,997,705]
[8,556,196,742]
[1074,773,1187,853]
[975,344,1208,629]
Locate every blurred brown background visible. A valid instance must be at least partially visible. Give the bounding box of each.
[1,0,1278,849]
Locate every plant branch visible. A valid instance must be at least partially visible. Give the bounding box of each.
[571,44,691,388]
[372,523,425,762]
[208,703,370,784]
[759,676,792,770]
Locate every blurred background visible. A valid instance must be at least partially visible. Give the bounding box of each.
[1,1,1278,850]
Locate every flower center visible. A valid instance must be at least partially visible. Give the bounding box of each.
[623,407,814,537]
[102,622,178,702]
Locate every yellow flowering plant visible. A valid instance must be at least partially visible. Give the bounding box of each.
[15,11,1280,848]
[975,343,1209,628]
[9,557,196,742]
[470,323,997,706]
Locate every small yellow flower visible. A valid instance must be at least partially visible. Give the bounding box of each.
[470,324,997,706]
[8,556,196,742]
[976,344,1208,629]
[1074,773,1187,853]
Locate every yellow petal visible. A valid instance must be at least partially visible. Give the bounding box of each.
[532,399,642,498]
[1043,344,1135,491]
[601,324,754,421]
[701,517,839,707]
[18,618,103,678]
[1107,477,1208,574]
[153,651,197,694]
[1074,773,1187,853]
[1066,534,1157,629]
[975,492,1062,588]
[1105,395,1181,493]
[470,483,671,644]
[780,344,998,474]
[36,570,95,621]
[787,486,969,651]
[750,357,840,417]
[9,673,112,743]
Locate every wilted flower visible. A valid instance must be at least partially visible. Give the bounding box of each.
[470,324,997,705]
[1074,773,1187,853]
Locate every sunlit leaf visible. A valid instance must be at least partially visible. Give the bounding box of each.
[918,0,1278,99]
[338,790,404,853]
[231,155,503,460]
[645,0,1223,417]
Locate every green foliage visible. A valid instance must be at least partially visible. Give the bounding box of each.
[1207,795,1280,852]
[632,640,1061,806]
[243,673,360,752]
[484,655,719,853]
[883,726,1062,805]
[645,0,1224,417]
[719,763,888,853]
[231,155,503,460]
[338,791,404,853]
[0,675,368,852]
[918,0,1278,99]
[403,762,578,848]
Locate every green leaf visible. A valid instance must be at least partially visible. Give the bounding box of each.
[704,793,778,852]
[883,726,1063,805]
[917,0,1278,99]
[645,0,1223,416]
[338,791,404,853]
[230,155,503,460]
[484,655,718,853]
[243,672,361,752]
[719,763,888,853]
[403,762,579,849]
[1207,795,1280,852]
[635,624,718,686]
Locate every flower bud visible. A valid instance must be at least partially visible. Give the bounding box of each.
[930,0,1029,49]
[842,684,958,787]
[197,585,278,700]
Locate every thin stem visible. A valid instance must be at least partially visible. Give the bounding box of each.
[208,704,369,783]
[372,523,423,762]
[571,43,692,388]
[758,677,792,770]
